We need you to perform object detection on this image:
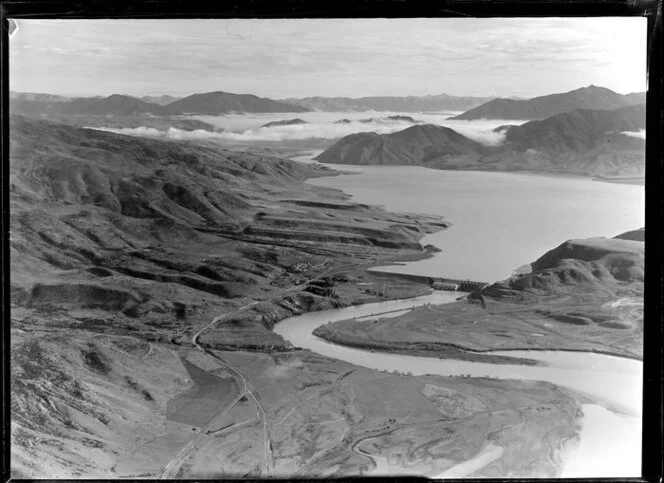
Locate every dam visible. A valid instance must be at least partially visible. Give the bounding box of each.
[432,278,489,292]
[368,269,488,292]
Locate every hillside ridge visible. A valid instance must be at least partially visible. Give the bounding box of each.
[450,85,645,121]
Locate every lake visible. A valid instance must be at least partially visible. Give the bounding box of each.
[300,156,645,283]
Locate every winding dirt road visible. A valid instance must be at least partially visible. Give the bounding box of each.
[159,253,392,478]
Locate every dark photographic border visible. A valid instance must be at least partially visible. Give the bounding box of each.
[1,2,661,482]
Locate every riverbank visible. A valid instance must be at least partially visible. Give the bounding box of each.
[273,292,642,477]
[312,292,643,362]
[312,231,644,363]
[312,324,542,366]
[593,175,645,185]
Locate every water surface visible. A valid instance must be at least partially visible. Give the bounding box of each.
[302,158,644,282]
[283,156,644,476]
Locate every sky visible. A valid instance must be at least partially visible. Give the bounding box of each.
[9,17,647,99]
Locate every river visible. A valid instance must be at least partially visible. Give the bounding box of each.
[274,293,642,478]
[275,157,643,477]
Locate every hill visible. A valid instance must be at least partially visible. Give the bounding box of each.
[472,104,646,177]
[57,94,170,116]
[614,227,645,241]
[315,231,644,360]
[165,91,310,115]
[10,115,463,478]
[10,91,72,102]
[498,104,645,148]
[314,123,484,166]
[316,105,645,178]
[450,85,645,121]
[261,118,307,128]
[10,114,447,350]
[282,94,493,112]
[12,94,170,116]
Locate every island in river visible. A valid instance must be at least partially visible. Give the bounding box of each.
[10,114,635,478]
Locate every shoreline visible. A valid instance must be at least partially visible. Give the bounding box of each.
[474,345,644,363]
[308,328,543,366]
[285,268,643,364]
[306,155,645,186]
[310,309,644,364]
[592,175,645,185]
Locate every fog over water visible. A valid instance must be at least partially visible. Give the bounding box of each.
[92,111,524,145]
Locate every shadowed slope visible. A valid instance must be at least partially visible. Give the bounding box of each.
[315,124,484,166]
[10,114,447,345]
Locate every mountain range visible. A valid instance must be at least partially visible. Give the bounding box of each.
[10,92,72,102]
[56,94,171,116]
[11,91,495,116]
[11,91,310,116]
[281,94,494,112]
[316,103,646,178]
[450,85,645,121]
[10,85,646,120]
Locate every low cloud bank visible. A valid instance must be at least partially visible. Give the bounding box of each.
[86,126,224,140]
[90,118,415,143]
[89,114,525,146]
[449,125,507,146]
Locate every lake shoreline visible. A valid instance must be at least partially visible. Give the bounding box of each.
[296,150,645,187]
